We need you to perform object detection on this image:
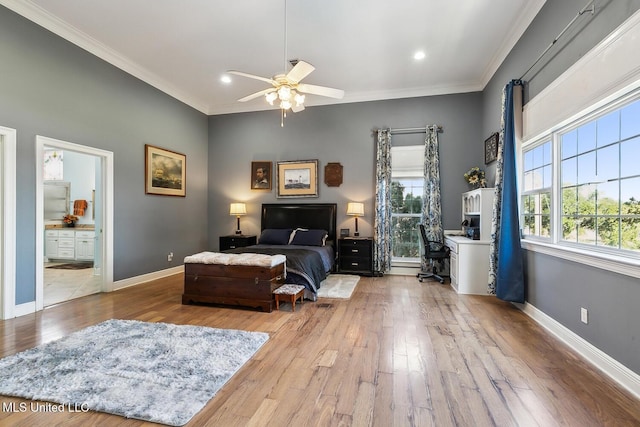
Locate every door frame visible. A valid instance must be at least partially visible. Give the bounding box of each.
[35,136,114,311]
[0,126,17,320]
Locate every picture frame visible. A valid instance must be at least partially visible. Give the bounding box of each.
[340,228,350,237]
[484,132,499,164]
[324,162,343,187]
[276,159,319,198]
[144,144,186,197]
[251,161,272,190]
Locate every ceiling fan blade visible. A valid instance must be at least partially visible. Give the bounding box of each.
[286,60,315,83]
[297,83,345,99]
[227,70,276,85]
[238,88,276,102]
[292,103,305,113]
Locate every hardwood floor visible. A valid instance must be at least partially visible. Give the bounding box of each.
[1,273,639,426]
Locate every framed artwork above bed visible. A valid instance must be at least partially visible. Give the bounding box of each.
[276,160,318,198]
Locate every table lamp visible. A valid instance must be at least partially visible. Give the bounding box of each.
[229,203,247,235]
[346,202,364,237]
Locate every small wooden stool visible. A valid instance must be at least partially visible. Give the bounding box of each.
[273,284,305,312]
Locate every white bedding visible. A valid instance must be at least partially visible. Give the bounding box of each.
[184,251,286,268]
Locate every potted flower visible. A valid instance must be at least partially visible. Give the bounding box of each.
[62,214,79,227]
[464,167,487,188]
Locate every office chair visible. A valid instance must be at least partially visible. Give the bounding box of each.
[416,223,450,284]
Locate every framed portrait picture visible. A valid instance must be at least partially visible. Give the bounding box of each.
[276,159,319,198]
[251,161,272,190]
[144,144,186,197]
[484,132,499,164]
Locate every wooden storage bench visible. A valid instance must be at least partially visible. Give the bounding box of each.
[182,252,286,312]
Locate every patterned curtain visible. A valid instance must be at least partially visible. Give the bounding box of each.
[421,126,443,270]
[374,129,392,273]
[488,80,525,302]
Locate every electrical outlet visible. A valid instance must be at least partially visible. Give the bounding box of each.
[167,252,173,262]
[580,307,588,324]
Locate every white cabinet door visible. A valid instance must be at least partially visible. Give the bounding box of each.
[76,238,94,260]
[75,231,95,260]
[45,235,59,259]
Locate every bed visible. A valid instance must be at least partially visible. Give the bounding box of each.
[183,203,337,311]
[227,203,337,301]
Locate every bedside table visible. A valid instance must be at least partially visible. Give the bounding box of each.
[338,237,374,275]
[219,235,257,251]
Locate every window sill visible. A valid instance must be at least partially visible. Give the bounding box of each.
[521,239,640,279]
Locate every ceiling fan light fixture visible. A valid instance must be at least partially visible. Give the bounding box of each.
[280,99,292,110]
[277,85,292,100]
[265,91,278,105]
[294,93,305,106]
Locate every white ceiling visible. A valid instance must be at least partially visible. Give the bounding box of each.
[3,0,546,115]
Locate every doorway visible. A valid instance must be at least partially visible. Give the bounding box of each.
[35,136,113,311]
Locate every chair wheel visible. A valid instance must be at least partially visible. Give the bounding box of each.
[419,278,423,282]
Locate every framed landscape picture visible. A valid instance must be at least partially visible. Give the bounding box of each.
[145,144,186,197]
[484,132,499,164]
[276,159,319,198]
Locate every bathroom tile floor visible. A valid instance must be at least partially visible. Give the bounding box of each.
[43,263,102,306]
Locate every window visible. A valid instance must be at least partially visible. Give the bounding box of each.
[560,100,640,252]
[522,95,640,259]
[390,146,424,263]
[522,141,551,238]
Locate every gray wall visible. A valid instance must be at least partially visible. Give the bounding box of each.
[0,6,209,304]
[482,0,640,375]
[208,93,483,248]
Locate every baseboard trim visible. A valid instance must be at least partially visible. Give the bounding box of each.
[519,301,640,399]
[112,265,183,291]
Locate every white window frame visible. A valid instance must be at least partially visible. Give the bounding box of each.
[390,146,424,265]
[521,139,552,241]
[520,10,640,279]
[522,92,640,279]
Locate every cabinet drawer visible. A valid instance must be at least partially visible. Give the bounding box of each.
[58,238,75,248]
[57,248,75,258]
[59,230,75,238]
[75,230,95,238]
[219,235,257,251]
[340,257,370,271]
[45,230,59,237]
[339,239,372,252]
[444,239,458,254]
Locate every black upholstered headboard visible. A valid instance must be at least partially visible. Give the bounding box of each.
[261,203,337,249]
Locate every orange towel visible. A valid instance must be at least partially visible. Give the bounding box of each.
[73,199,88,216]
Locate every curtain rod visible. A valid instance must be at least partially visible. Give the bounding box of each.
[386,125,442,135]
[519,0,595,81]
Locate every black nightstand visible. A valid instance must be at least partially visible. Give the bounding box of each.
[219,235,257,251]
[338,237,374,275]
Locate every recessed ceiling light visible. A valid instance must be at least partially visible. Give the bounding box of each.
[220,75,232,84]
[413,51,426,61]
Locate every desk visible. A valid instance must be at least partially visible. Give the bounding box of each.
[444,235,491,295]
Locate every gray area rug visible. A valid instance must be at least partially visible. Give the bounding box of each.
[317,274,360,299]
[0,319,268,426]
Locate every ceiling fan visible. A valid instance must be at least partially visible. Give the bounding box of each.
[226,0,344,125]
[228,59,344,113]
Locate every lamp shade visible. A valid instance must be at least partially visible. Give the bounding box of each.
[346,202,364,217]
[229,203,247,216]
